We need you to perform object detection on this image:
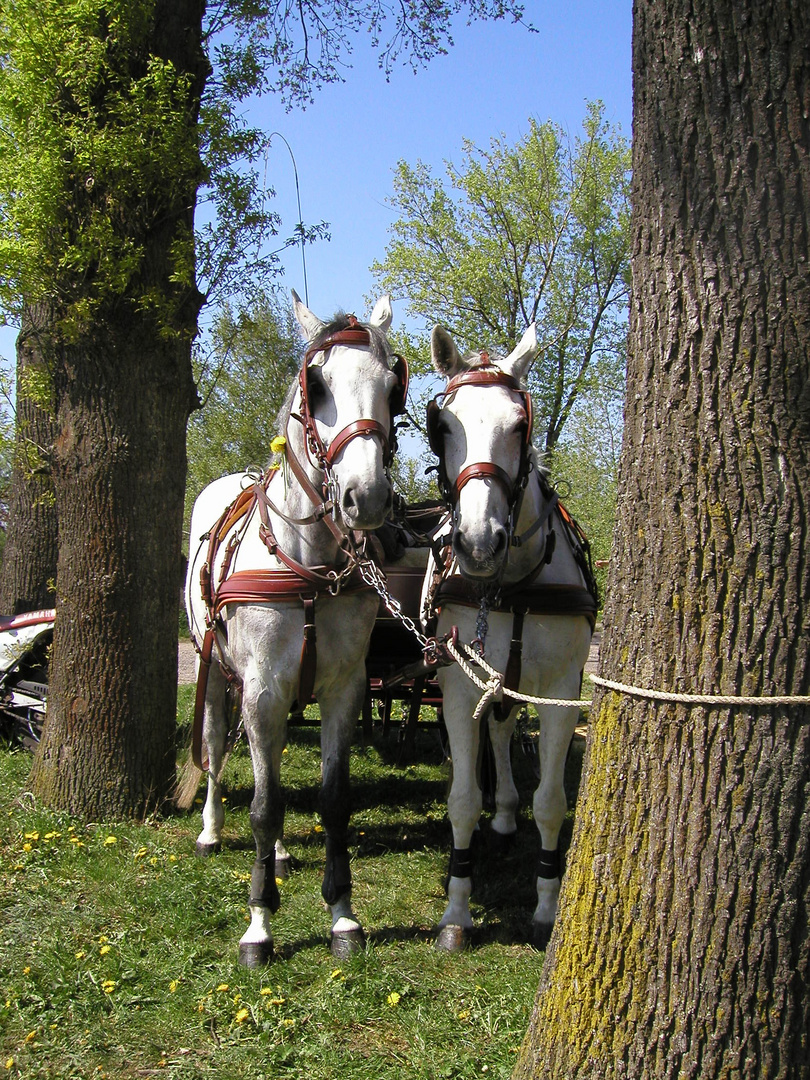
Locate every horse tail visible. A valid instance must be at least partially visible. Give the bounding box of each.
[173,755,204,811]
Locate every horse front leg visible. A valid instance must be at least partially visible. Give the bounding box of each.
[196,661,229,856]
[435,673,482,952]
[238,677,289,968]
[319,673,367,960]
[487,711,519,850]
[531,702,579,950]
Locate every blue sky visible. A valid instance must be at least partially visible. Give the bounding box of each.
[218,0,632,339]
[0,2,632,366]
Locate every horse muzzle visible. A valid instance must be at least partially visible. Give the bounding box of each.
[452,520,508,579]
[340,476,393,531]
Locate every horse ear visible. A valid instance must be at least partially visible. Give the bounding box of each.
[368,295,393,334]
[292,289,325,341]
[503,323,538,382]
[431,325,463,377]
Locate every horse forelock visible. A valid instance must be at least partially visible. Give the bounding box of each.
[457,349,529,389]
[311,313,392,367]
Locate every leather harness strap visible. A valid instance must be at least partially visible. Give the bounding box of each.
[496,609,526,723]
[192,628,215,769]
[435,578,598,624]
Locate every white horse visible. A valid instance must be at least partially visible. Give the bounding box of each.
[423,324,597,950]
[185,291,407,966]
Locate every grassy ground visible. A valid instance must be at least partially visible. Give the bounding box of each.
[0,689,587,1079]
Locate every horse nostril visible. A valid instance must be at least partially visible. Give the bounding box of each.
[492,528,507,557]
[342,486,357,513]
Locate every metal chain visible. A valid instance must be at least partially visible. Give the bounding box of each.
[356,555,433,651]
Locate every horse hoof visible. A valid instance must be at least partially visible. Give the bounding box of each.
[330,929,366,960]
[531,921,554,951]
[434,925,470,952]
[487,829,516,855]
[238,941,274,968]
[195,841,221,857]
[274,856,292,881]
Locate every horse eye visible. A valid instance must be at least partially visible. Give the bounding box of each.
[307,369,329,409]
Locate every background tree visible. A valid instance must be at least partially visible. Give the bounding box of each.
[185,291,302,535]
[0,0,527,818]
[513,1,810,1076]
[371,101,630,457]
[0,305,59,614]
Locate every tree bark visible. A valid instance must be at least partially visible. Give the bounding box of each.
[0,305,58,614]
[514,1,810,1076]
[28,1,205,819]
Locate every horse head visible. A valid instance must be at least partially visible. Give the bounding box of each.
[429,323,538,579]
[290,290,408,531]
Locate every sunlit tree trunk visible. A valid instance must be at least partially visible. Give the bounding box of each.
[513,0,810,1076]
[0,305,58,614]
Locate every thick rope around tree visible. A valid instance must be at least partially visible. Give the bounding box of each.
[443,637,810,723]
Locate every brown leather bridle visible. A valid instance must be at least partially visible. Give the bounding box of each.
[298,320,409,471]
[427,359,533,512]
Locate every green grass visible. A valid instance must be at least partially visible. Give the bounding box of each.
[0,690,585,1079]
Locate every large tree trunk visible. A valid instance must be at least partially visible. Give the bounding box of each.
[514,1,810,1076]
[29,1,205,819]
[0,305,58,614]
[29,319,196,817]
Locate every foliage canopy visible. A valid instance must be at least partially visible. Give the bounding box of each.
[372,101,631,455]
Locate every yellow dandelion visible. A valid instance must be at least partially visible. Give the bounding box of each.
[25,1030,36,1043]
[270,436,287,454]
[169,980,179,993]
[282,747,288,755]
[103,835,117,846]
[134,848,148,860]
[5,1058,14,1070]
[169,854,177,863]
[44,831,61,840]
[24,831,39,841]
[216,983,229,993]
[458,1009,470,1020]
[386,992,401,1007]
[282,1018,295,1028]
[23,967,30,975]
[102,980,116,994]
[313,824,323,833]
[75,950,86,960]
[99,944,111,956]
[22,843,32,853]
[69,837,85,846]
[149,857,159,866]
[234,1007,250,1023]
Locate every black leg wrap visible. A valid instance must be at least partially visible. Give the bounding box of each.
[322,838,352,906]
[250,855,281,912]
[537,847,561,880]
[449,846,473,879]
